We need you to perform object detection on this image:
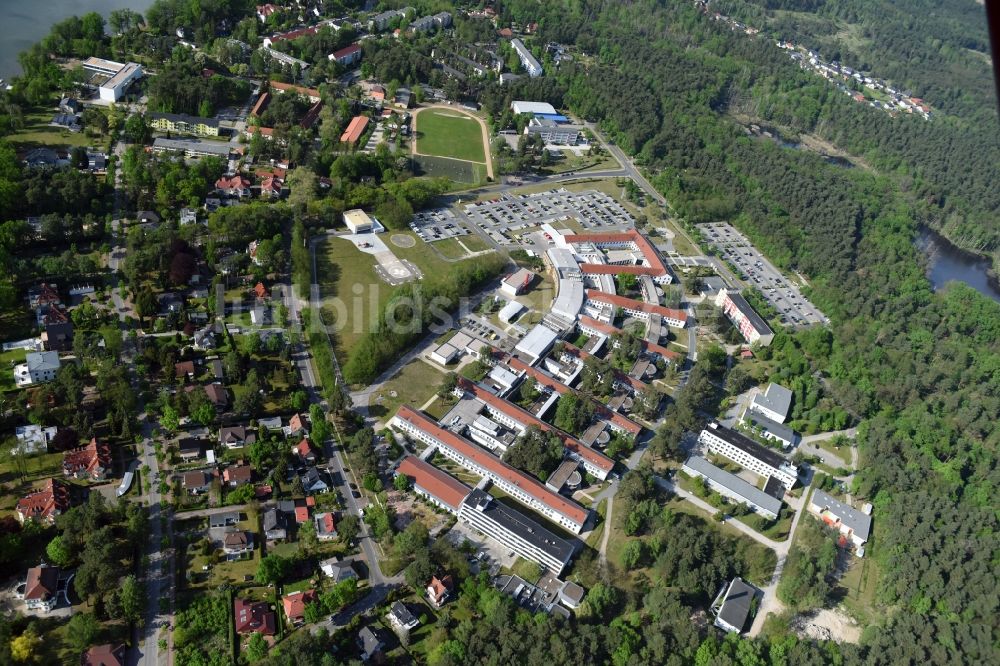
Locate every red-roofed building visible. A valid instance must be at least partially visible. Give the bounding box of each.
[291,438,316,464]
[565,230,672,284]
[426,574,454,608]
[244,126,277,141]
[234,596,276,635]
[256,4,280,22]
[269,81,321,103]
[369,85,386,101]
[459,379,615,480]
[16,478,71,524]
[265,26,322,48]
[250,91,271,117]
[62,437,112,480]
[223,464,252,487]
[294,505,310,524]
[498,28,513,38]
[299,100,323,129]
[216,175,252,197]
[340,116,370,145]
[504,355,642,436]
[82,643,125,666]
[329,43,362,66]
[175,360,196,379]
[260,176,283,198]
[288,412,308,435]
[314,512,337,540]
[282,589,317,625]
[254,282,267,299]
[390,407,589,532]
[585,290,687,328]
[396,456,471,514]
[578,315,681,362]
[23,564,60,611]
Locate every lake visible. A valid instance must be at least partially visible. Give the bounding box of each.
[0,0,154,80]
[917,228,1000,304]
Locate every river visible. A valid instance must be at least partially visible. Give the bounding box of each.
[0,0,154,80]
[917,228,1000,304]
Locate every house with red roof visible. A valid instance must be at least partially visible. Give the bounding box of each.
[223,464,252,487]
[282,589,317,625]
[329,43,362,66]
[314,512,337,540]
[340,116,370,145]
[16,478,71,524]
[22,564,60,611]
[216,175,252,198]
[292,438,316,464]
[62,437,112,480]
[260,175,283,198]
[82,644,126,666]
[396,456,471,514]
[426,575,453,608]
[234,596,276,635]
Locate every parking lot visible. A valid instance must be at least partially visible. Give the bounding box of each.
[699,222,828,327]
[445,521,515,573]
[410,208,470,242]
[463,189,635,243]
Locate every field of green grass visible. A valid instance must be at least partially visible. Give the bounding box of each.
[367,359,446,422]
[415,110,487,162]
[413,155,485,184]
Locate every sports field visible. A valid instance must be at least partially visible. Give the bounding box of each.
[413,155,485,183]
[415,110,487,163]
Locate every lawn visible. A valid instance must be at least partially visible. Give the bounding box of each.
[413,155,485,184]
[415,110,487,163]
[8,110,103,149]
[368,359,446,422]
[838,550,880,624]
[810,437,853,467]
[428,236,470,259]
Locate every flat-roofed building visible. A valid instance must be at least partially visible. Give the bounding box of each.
[698,422,799,489]
[682,456,783,519]
[83,58,143,101]
[396,456,470,513]
[152,137,233,159]
[343,209,375,233]
[712,578,757,633]
[459,489,573,573]
[545,459,582,492]
[500,268,534,297]
[514,324,559,365]
[511,101,558,116]
[390,406,589,533]
[715,289,774,346]
[510,39,543,77]
[467,415,517,453]
[498,300,525,324]
[750,383,793,423]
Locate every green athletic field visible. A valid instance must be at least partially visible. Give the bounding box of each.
[415,110,487,163]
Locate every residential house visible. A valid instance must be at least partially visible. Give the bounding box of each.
[16,478,71,524]
[426,575,453,608]
[157,292,184,315]
[14,425,58,455]
[329,44,362,66]
[260,176,283,198]
[87,152,108,172]
[219,425,256,448]
[256,4,280,22]
[192,325,217,350]
[234,596,276,635]
[300,467,329,494]
[356,626,385,663]
[286,413,308,436]
[291,438,316,464]
[223,464,252,487]
[22,565,60,611]
[62,437,112,481]
[314,512,337,541]
[277,497,315,524]
[180,208,199,225]
[137,210,161,227]
[177,438,204,462]
[14,351,61,387]
[204,384,229,411]
[41,306,73,351]
[175,360,196,381]
[216,175,252,198]
[183,471,211,494]
[262,507,287,541]
[282,589,317,625]
[320,557,358,582]
[251,304,272,326]
[27,283,61,310]
[223,529,253,558]
[150,112,221,137]
[258,416,282,431]
[387,601,419,632]
[81,644,126,666]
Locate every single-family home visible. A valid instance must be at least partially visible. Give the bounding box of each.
[22,565,60,611]
[175,360,196,381]
[300,467,329,494]
[41,306,73,351]
[286,413,308,436]
[219,425,256,449]
[192,325,217,350]
[320,557,359,582]
[387,601,419,632]
[183,471,211,494]
[223,529,254,558]
[209,511,240,529]
[177,438,204,462]
[216,175,252,198]
[14,351,61,387]
[282,589,317,625]
[223,464,252,487]
[262,507,287,541]
[82,644,126,666]
[292,438,316,464]
[356,626,385,663]
[426,575,453,608]
[15,425,58,455]
[234,596,276,635]
[204,384,230,410]
[314,512,337,540]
